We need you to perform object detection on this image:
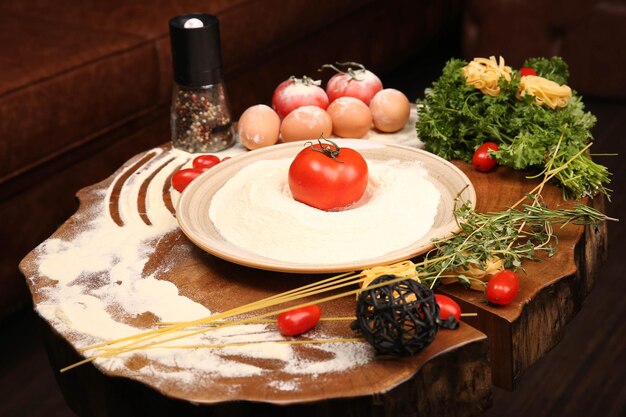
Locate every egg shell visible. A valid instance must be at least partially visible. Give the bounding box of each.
[238,104,281,150]
[326,96,372,138]
[280,106,333,142]
[369,88,411,133]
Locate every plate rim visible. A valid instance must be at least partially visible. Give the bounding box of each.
[176,139,476,274]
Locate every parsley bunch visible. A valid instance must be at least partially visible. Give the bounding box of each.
[416,57,610,199]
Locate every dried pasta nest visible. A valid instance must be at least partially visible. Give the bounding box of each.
[462,55,512,96]
[351,274,458,356]
[517,75,572,109]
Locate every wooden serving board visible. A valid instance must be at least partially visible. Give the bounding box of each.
[20,143,491,417]
[18,141,606,415]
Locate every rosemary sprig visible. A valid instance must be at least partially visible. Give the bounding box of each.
[418,194,612,289]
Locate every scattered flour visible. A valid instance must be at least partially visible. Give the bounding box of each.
[30,146,375,391]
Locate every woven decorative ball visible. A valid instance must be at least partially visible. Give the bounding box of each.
[351,274,455,356]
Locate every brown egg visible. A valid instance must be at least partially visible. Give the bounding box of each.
[369,89,411,133]
[238,104,281,150]
[280,106,333,142]
[326,96,372,138]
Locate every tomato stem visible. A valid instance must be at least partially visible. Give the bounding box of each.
[306,137,342,162]
[288,75,321,87]
[318,62,366,81]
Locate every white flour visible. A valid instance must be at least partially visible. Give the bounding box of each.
[30,146,374,391]
[209,158,440,264]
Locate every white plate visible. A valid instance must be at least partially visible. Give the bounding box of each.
[176,139,475,274]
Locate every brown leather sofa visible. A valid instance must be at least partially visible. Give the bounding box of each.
[0,0,462,318]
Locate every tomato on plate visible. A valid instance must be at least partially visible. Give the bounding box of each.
[288,139,368,211]
[322,62,383,105]
[171,168,203,192]
[520,67,537,77]
[435,294,462,322]
[277,305,322,337]
[193,154,220,171]
[472,142,499,172]
[486,269,520,306]
[272,76,329,119]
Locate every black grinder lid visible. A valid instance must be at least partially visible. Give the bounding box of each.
[169,14,224,87]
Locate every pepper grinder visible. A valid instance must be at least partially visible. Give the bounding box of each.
[169,14,234,153]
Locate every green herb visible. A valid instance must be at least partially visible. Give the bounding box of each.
[415,137,615,288]
[416,57,611,199]
[416,195,611,289]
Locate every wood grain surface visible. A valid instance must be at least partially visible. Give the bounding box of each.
[18,142,606,415]
[19,144,491,416]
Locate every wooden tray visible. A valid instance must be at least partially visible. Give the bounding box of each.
[19,141,606,415]
[20,144,490,416]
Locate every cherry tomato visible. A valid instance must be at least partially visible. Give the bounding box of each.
[486,270,520,306]
[272,76,329,119]
[288,140,368,211]
[324,63,383,105]
[472,142,499,172]
[192,154,220,171]
[171,168,203,192]
[277,305,322,337]
[520,67,537,77]
[435,294,462,322]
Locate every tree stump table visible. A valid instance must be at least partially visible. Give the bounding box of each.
[444,163,608,390]
[19,137,606,416]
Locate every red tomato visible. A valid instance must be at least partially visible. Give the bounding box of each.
[435,294,462,322]
[486,270,520,306]
[288,140,368,211]
[322,62,382,105]
[472,142,499,172]
[520,67,537,77]
[277,305,322,337]
[272,76,329,119]
[192,154,220,171]
[171,168,203,192]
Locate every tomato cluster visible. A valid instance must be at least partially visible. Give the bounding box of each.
[238,62,413,150]
[272,63,383,121]
[171,154,229,192]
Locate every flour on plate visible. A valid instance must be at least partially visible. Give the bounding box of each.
[209,158,440,264]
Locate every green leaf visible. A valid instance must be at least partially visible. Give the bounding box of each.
[415,56,609,198]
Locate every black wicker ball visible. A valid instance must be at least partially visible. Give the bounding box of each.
[351,274,447,356]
